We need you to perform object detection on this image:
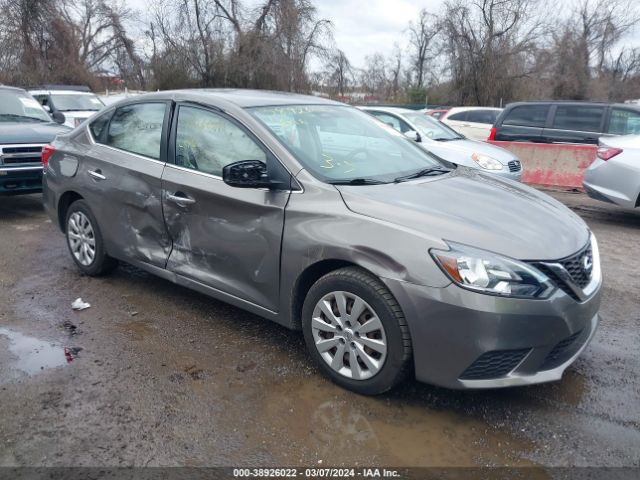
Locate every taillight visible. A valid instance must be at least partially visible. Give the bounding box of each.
[41,145,55,167]
[597,147,622,161]
[488,127,497,141]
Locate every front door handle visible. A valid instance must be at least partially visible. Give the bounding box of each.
[88,169,106,181]
[166,192,196,206]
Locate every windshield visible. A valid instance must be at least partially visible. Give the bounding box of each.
[249,105,448,184]
[51,94,104,111]
[404,112,463,141]
[0,90,51,123]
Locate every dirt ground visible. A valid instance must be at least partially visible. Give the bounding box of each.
[0,189,638,469]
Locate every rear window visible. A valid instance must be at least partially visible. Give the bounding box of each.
[466,110,500,124]
[552,105,605,132]
[502,105,549,128]
[608,108,640,135]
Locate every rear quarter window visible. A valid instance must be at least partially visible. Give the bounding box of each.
[89,111,112,142]
[502,105,549,127]
[447,111,467,121]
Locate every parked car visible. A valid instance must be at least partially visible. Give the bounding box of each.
[425,108,449,120]
[29,85,105,129]
[583,135,640,208]
[440,107,502,141]
[43,90,601,394]
[360,106,522,181]
[0,86,70,195]
[490,101,640,144]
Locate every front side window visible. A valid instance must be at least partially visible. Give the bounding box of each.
[371,112,410,133]
[106,103,166,160]
[175,106,266,177]
[502,105,549,127]
[608,108,640,135]
[250,105,445,184]
[403,113,463,140]
[552,105,605,132]
[447,111,467,121]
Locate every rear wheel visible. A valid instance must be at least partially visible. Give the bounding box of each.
[302,267,412,395]
[65,200,117,276]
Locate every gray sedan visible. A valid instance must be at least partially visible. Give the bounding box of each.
[583,135,640,208]
[43,90,601,394]
[359,106,522,181]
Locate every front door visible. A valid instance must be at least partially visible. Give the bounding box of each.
[161,104,290,312]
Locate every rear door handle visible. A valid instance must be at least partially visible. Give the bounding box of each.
[166,192,196,205]
[88,169,106,181]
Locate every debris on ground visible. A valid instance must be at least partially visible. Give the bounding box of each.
[63,346,83,363]
[71,298,91,311]
[62,321,78,335]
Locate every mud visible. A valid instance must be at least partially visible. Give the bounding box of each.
[0,191,638,467]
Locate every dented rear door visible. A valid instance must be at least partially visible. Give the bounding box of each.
[161,104,289,312]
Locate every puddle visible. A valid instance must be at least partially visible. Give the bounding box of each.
[0,328,72,381]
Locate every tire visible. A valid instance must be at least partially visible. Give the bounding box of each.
[65,199,118,276]
[301,267,412,395]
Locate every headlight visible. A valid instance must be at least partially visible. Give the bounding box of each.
[471,153,503,170]
[430,242,555,298]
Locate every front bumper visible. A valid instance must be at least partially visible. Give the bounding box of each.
[383,276,601,389]
[0,166,43,195]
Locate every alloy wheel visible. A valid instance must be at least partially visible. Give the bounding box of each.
[67,211,96,266]
[311,291,387,380]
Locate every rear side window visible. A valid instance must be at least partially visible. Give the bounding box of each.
[502,105,549,127]
[106,103,166,160]
[175,106,266,177]
[89,111,112,141]
[447,111,467,121]
[466,110,500,124]
[608,108,640,135]
[552,105,605,132]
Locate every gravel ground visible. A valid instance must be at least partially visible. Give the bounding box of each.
[0,189,638,468]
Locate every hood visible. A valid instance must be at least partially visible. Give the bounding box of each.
[421,138,516,166]
[336,167,589,261]
[0,122,71,144]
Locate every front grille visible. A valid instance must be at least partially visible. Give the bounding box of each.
[508,160,521,172]
[533,242,594,301]
[540,330,583,370]
[460,348,530,380]
[0,145,44,166]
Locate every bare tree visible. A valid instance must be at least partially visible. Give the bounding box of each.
[407,9,439,88]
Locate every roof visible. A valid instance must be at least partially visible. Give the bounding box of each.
[446,106,502,112]
[0,85,28,94]
[504,100,640,109]
[120,88,344,108]
[29,89,96,96]
[31,84,92,92]
[358,106,417,114]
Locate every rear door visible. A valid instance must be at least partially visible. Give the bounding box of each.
[543,104,606,144]
[495,104,550,142]
[82,101,172,267]
[161,103,291,311]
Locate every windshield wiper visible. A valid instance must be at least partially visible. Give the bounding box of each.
[0,113,47,123]
[328,178,387,186]
[394,167,451,183]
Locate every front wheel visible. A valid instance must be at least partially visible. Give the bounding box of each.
[65,200,118,276]
[302,267,412,395]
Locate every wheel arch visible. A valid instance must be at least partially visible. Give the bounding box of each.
[57,191,84,232]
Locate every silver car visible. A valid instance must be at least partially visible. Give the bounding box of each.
[360,106,522,181]
[43,90,601,394]
[583,135,640,208]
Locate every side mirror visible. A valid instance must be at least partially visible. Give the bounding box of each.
[42,105,51,113]
[404,130,421,142]
[52,111,66,125]
[222,160,287,190]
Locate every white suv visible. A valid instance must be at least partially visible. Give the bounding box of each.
[29,85,105,129]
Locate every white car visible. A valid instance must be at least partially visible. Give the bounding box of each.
[29,86,105,128]
[583,135,640,208]
[359,106,522,181]
[440,107,502,141]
